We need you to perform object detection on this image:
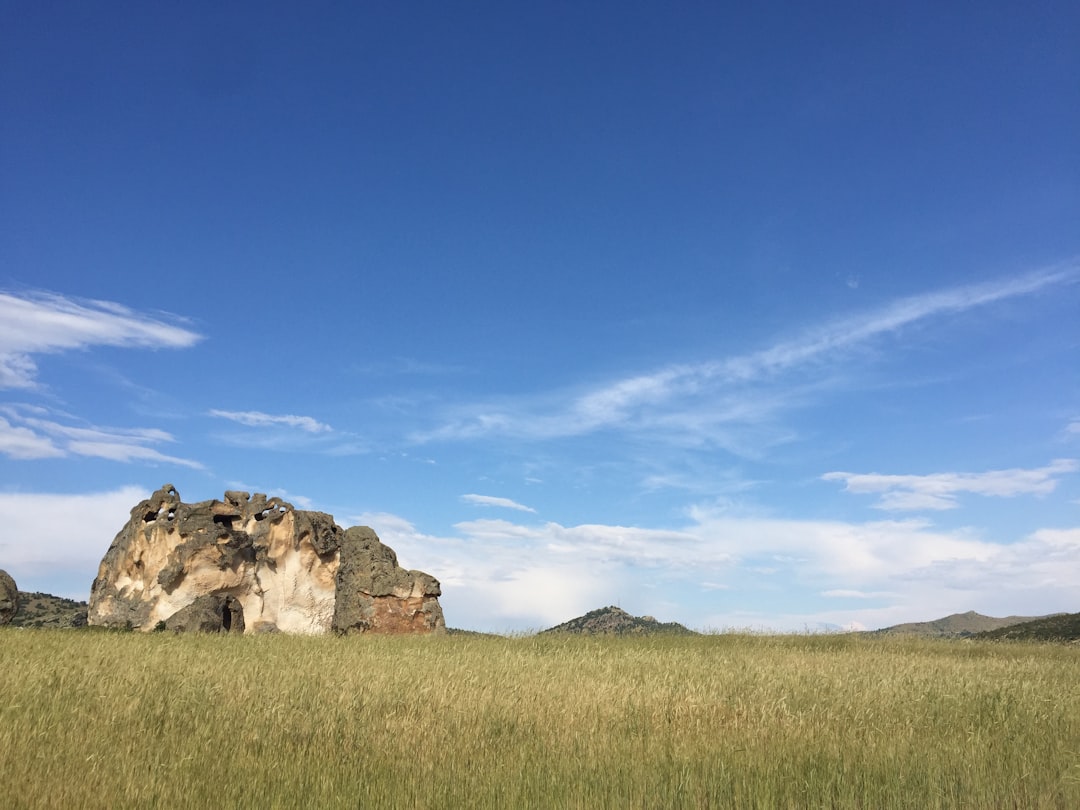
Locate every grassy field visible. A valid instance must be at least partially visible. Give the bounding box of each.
[2,630,1078,809]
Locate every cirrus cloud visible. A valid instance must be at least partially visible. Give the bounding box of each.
[208,409,332,433]
[461,494,537,513]
[0,291,202,389]
[415,263,1079,450]
[823,459,1078,511]
[0,405,203,468]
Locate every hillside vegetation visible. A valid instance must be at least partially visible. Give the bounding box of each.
[541,605,696,635]
[9,591,87,628]
[972,611,1080,642]
[2,630,1078,808]
[872,610,1054,638]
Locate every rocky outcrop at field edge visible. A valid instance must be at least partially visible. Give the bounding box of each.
[88,484,445,635]
[0,569,19,625]
[542,606,696,635]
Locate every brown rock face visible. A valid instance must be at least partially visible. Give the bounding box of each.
[0,569,19,626]
[88,484,445,635]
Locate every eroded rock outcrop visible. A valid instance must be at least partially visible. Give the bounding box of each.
[88,484,445,635]
[0,569,19,625]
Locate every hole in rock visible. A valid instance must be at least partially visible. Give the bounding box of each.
[221,597,245,634]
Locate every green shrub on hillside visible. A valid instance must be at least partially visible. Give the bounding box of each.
[973,611,1080,642]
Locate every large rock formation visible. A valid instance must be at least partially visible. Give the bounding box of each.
[88,484,445,635]
[0,569,19,625]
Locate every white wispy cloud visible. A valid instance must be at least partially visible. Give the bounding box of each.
[0,485,151,596]
[4,482,1078,631]
[821,589,891,599]
[65,441,202,468]
[677,508,1080,629]
[0,416,65,459]
[716,262,1077,383]
[207,410,370,456]
[701,581,730,591]
[15,413,175,444]
[452,518,701,568]
[208,409,332,433]
[0,406,203,468]
[350,357,469,376]
[0,291,202,389]
[823,459,1078,511]
[352,511,690,628]
[461,494,537,513]
[355,502,1080,632]
[416,263,1078,447]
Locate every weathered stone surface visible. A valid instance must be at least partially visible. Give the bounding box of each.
[0,569,19,626]
[163,594,246,634]
[333,526,445,634]
[88,484,445,635]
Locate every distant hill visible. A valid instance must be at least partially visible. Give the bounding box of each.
[970,612,1080,642]
[10,591,88,629]
[445,627,501,638]
[874,610,1055,638]
[541,606,696,636]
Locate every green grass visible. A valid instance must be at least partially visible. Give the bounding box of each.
[2,630,1078,808]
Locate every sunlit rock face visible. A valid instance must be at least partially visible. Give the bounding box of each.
[87,484,444,635]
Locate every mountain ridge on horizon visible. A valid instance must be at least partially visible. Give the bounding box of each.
[4,591,1074,638]
[870,610,1062,638]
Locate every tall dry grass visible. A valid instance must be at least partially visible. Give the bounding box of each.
[2,629,1078,808]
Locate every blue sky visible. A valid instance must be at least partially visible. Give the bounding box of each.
[1,2,1078,631]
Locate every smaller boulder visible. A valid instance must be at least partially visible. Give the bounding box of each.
[163,594,246,634]
[0,570,19,625]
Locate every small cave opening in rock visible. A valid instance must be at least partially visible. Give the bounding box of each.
[221,597,245,634]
